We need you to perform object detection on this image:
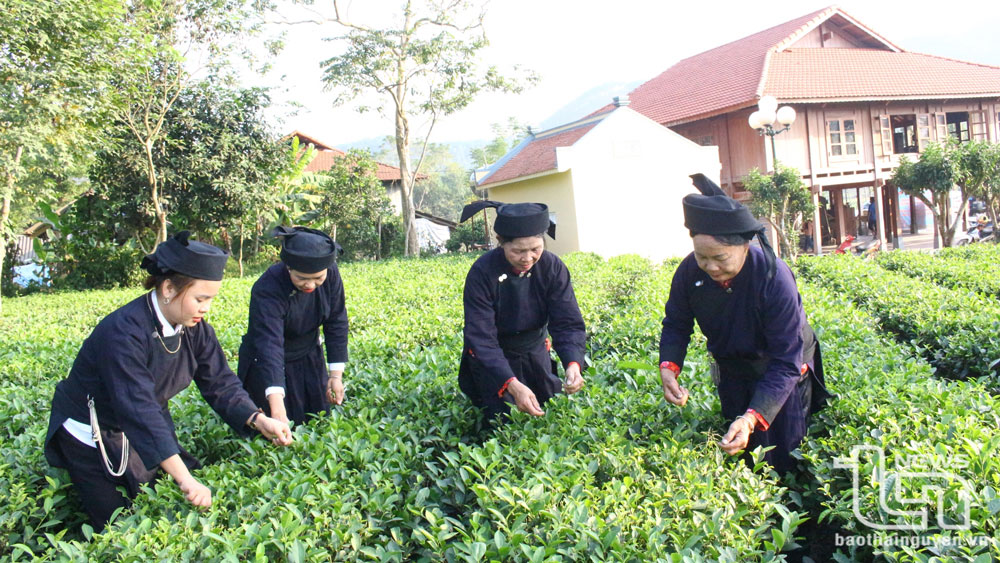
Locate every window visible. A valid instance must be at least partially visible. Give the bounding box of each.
[828,119,858,157]
[891,114,918,154]
[946,112,970,142]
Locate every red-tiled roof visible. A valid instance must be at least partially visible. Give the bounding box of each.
[604,6,929,125]
[478,123,598,187]
[604,7,837,126]
[764,49,1000,100]
[290,132,423,181]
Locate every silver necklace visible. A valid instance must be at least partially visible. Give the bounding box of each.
[146,295,183,354]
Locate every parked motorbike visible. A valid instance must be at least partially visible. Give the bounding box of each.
[954,220,995,246]
[833,235,881,257]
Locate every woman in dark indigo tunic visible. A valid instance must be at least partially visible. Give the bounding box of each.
[659,175,829,474]
[239,227,348,425]
[45,232,293,531]
[457,201,587,422]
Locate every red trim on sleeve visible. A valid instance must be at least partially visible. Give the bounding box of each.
[801,363,809,375]
[497,377,516,398]
[660,361,681,377]
[567,361,580,371]
[545,338,552,352]
[746,409,769,431]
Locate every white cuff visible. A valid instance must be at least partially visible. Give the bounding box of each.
[264,386,285,398]
[327,362,346,372]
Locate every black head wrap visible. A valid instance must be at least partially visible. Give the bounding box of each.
[460,200,556,240]
[140,231,229,281]
[683,174,777,279]
[273,226,342,273]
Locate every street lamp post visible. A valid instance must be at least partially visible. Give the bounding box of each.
[748,95,796,169]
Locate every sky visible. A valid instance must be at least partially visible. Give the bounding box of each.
[251,0,1000,148]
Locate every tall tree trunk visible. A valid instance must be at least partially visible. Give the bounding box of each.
[238,222,245,277]
[0,146,23,316]
[0,193,10,317]
[395,107,419,256]
[144,139,168,246]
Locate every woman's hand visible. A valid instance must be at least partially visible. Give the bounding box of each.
[563,363,585,394]
[327,370,345,405]
[256,415,294,446]
[161,455,211,508]
[660,368,689,407]
[719,414,755,455]
[178,476,212,508]
[267,393,289,424]
[507,379,545,416]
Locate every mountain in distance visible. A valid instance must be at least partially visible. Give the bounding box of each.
[336,79,644,168]
[537,79,643,130]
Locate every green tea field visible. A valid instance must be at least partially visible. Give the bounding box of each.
[1,248,999,561]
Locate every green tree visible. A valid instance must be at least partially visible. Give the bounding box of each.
[0,0,128,314]
[954,140,1000,242]
[85,83,286,273]
[469,117,526,168]
[375,136,473,221]
[892,142,966,247]
[113,0,278,247]
[445,213,488,252]
[744,165,814,260]
[320,0,535,256]
[304,150,396,260]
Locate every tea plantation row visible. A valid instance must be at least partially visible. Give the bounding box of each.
[797,249,1000,381]
[875,245,1000,300]
[0,250,997,561]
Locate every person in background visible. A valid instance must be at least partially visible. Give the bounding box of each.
[457,201,587,423]
[239,226,349,425]
[45,231,293,532]
[867,196,878,237]
[658,175,830,474]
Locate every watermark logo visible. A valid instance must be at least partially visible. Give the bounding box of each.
[834,445,972,532]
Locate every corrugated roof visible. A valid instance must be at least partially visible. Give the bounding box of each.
[477,123,598,187]
[764,49,1000,100]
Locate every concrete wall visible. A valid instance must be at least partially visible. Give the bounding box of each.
[485,171,579,256]
[485,107,719,262]
[567,107,719,262]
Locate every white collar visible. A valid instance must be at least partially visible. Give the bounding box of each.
[150,289,182,337]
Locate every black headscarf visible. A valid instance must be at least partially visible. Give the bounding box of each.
[460,200,556,240]
[683,174,777,279]
[140,231,229,281]
[273,226,342,274]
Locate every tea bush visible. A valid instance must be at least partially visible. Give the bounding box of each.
[1,254,802,562]
[876,246,1000,300]
[2,250,998,561]
[797,254,1000,380]
[797,282,1000,561]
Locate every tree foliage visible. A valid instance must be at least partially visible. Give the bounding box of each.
[744,165,814,260]
[112,0,278,246]
[86,83,285,253]
[892,142,966,247]
[468,117,526,169]
[303,150,398,260]
[0,0,128,313]
[953,140,1000,243]
[320,0,535,256]
[445,213,488,252]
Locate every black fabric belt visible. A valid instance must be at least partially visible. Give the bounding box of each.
[497,326,547,354]
[284,329,320,362]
